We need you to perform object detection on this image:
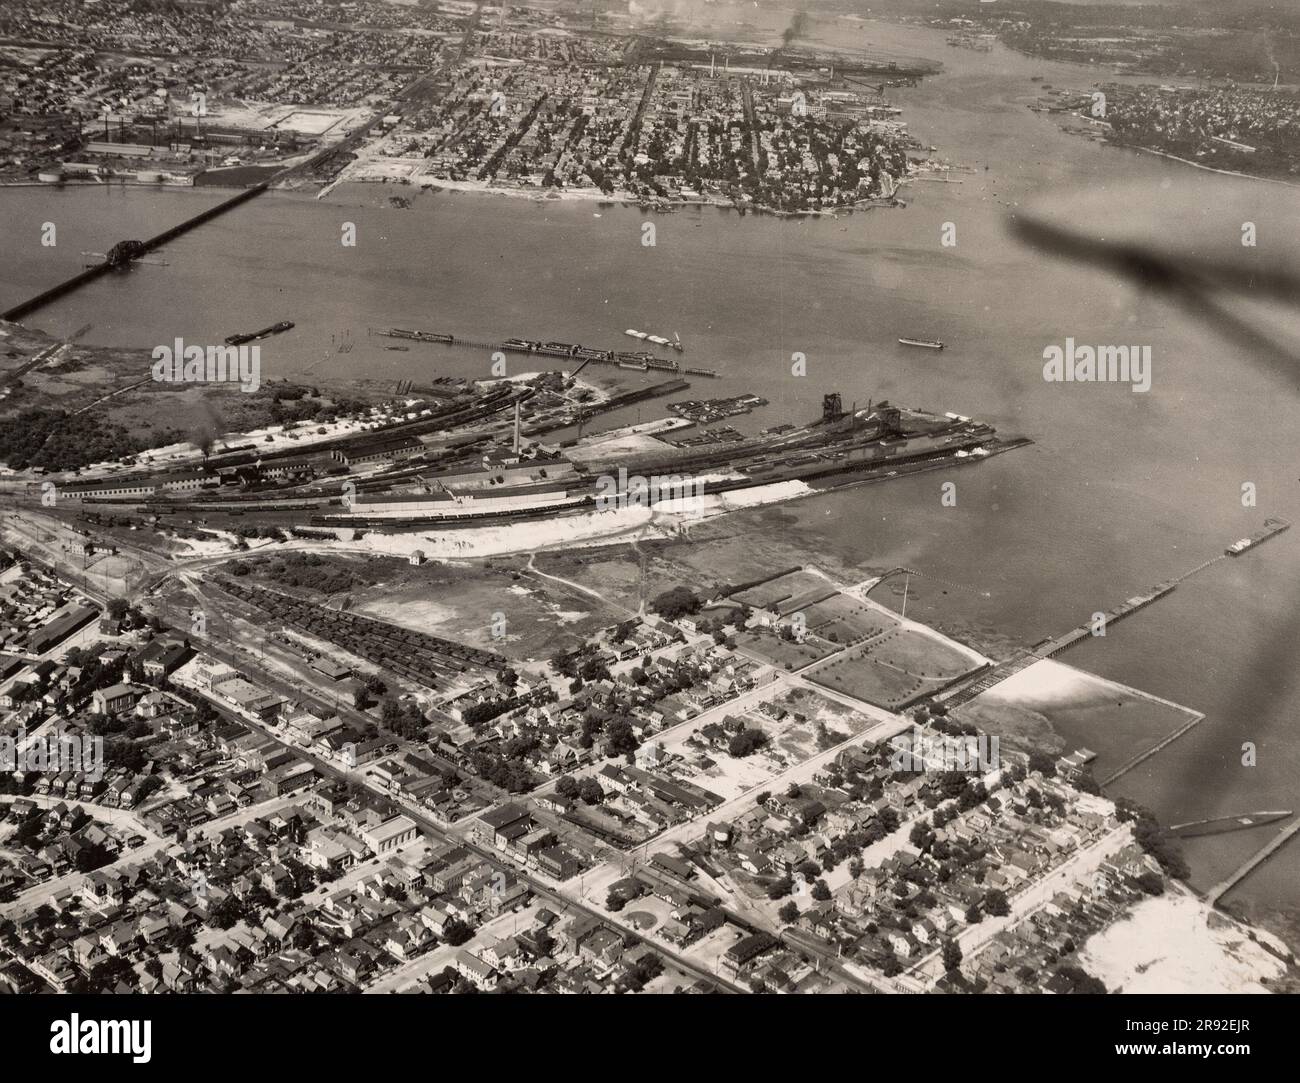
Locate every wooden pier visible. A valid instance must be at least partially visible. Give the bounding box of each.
[1206,817,1300,906]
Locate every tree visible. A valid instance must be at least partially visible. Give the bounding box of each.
[728,728,767,757]
[811,879,831,902]
[767,875,793,900]
[778,901,799,923]
[577,777,605,805]
[1136,870,1165,896]
[650,586,700,621]
[555,775,579,800]
[983,889,1010,917]
[941,937,963,973]
[442,917,474,946]
[208,896,244,930]
[605,718,637,757]
[1028,750,1058,777]
[106,598,128,620]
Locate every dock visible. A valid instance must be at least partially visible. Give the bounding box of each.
[939,548,1243,711]
[1098,713,1204,785]
[372,327,719,377]
[1170,810,1293,838]
[1206,816,1300,906]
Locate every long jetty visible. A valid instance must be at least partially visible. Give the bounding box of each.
[940,553,1236,710]
[1,181,272,323]
[374,326,719,377]
[1206,817,1300,907]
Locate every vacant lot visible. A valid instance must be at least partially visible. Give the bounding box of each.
[808,627,980,709]
[355,558,620,662]
[801,594,899,643]
[732,569,831,611]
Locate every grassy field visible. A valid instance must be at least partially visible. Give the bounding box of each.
[732,569,831,611]
[735,627,838,669]
[801,594,899,643]
[346,556,622,662]
[808,627,981,709]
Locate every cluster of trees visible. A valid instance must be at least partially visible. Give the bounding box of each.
[466,749,536,793]
[650,585,701,622]
[727,727,768,758]
[230,552,377,594]
[0,407,185,471]
[556,774,605,805]
[461,697,517,729]
[1115,797,1190,880]
[380,697,429,740]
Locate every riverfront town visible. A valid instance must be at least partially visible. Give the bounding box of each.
[1,0,1298,1012]
[0,363,1290,994]
[0,0,932,212]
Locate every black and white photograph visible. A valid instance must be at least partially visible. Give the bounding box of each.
[0,0,1295,1061]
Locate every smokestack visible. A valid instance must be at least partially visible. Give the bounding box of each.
[513,399,521,455]
[710,53,715,78]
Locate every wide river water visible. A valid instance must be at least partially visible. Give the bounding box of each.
[3,13,1298,936]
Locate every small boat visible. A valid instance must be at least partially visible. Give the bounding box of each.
[898,337,944,350]
[625,329,650,340]
[225,320,294,346]
[384,345,410,352]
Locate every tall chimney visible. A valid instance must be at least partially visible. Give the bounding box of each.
[513,399,521,455]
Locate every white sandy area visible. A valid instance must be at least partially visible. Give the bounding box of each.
[167,531,280,558]
[410,175,633,203]
[981,656,1195,715]
[80,412,383,478]
[1080,887,1290,993]
[980,657,1115,706]
[564,419,695,464]
[219,478,817,566]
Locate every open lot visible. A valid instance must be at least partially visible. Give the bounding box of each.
[800,594,899,643]
[348,557,622,662]
[731,569,832,612]
[656,686,873,802]
[808,626,981,709]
